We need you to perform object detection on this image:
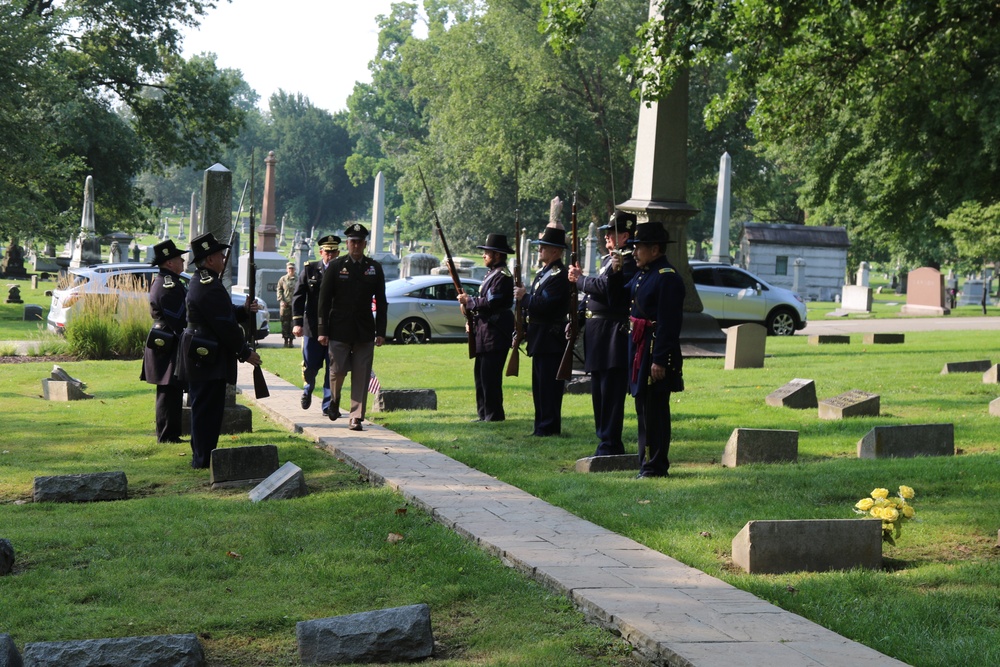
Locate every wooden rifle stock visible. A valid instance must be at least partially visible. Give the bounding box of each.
[505,210,523,377]
[555,194,579,381]
[417,167,476,359]
[245,152,269,398]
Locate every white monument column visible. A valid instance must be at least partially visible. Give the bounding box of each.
[708,152,732,264]
[369,171,386,255]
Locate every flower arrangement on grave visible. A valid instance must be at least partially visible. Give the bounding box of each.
[853,485,916,545]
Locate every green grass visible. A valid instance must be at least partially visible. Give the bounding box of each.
[261,331,1000,667]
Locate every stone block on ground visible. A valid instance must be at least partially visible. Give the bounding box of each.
[23,304,42,322]
[22,634,204,667]
[724,323,766,369]
[857,424,954,459]
[297,603,433,665]
[40,379,93,401]
[808,334,850,345]
[575,454,639,474]
[731,519,882,574]
[990,397,1000,417]
[840,285,873,312]
[249,461,308,502]
[210,445,279,489]
[0,634,21,667]
[371,389,437,412]
[818,390,880,420]
[33,471,127,503]
[0,539,13,576]
[181,404,251,436]
[721,429,798,467]
[983,365,1000,384]
[765,378,817,409]
[863,333,904,345]
[941,359,991,374]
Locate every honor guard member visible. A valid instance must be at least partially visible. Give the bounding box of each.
[276,262,297,347]
[458,233,516,422]
[614,223,684,478]
[292,234,340,414]
[178,232,262,469]
[316,223,387,431]
[140,239,188,443]
[514,226,570,437]
[567,211,638,456]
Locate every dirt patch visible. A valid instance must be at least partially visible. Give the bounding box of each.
[0,355,76,364]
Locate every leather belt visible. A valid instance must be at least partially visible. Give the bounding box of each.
[585,310,626,321]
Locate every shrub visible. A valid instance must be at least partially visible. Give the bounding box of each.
[65,287,150,359]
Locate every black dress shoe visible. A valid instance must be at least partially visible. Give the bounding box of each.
[328,408,341,421]
[348,418,363,431]
[301,393,311,410]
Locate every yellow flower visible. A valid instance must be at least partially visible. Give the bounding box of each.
[870,507,883,519]
[902,505,915,519]
[871,488,890,500]
[856,498,875,511]
[899,485,915,499]
[882,507,900,522]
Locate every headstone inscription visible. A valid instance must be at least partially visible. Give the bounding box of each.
[818,390,880,419]
[765,378,817,409]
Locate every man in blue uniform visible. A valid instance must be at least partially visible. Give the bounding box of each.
[514,226,570,437]
[140,239,188,443]
[567,211,638,456]
[613,222,684,478]
[178,232,262,469]
[292,234,340,415]
[458,233,515,422]
[317,223,387,432]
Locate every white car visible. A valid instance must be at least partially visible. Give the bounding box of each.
[47,263,270,339]
[385,275,482,343]
[689,261,807,336]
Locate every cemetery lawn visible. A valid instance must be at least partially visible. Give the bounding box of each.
[264,331,1000,667]
[0,362,641,666]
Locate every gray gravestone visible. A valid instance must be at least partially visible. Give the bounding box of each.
[984,365,1000,384]
[0,539,13,576]
[808,334,850,345]
[0,634,21,667]
[249,462,308,502]
[724,323,766,369]
[765,378,817,409]
[23,304,42,321]
[33,472,127,503]
[721,428,798,467]
[210,445,279,489]
[731,519,882,574]
[941,359,992,374]
[182,385,251,435]
[857,424,954,459]
[818,390,880,419]
[297,604,433,665]
[990,397,1000,417]
[22,634,204,667]
[371,389,437,412]
[41,379,94,401]
[574,454,639,473]
[863,333,904,345]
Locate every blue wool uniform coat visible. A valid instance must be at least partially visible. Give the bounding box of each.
[467,264,515,353]
[523,259,569,356]
[140,269,187,386]
[577,250,637,372]
[178,269,253,386]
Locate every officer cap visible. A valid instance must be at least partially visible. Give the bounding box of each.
[318,234,341,251]
[150,239,187,266]
[189,232,230,262]
[476,233,516,255]
[344,223,369,239]
[598,211,637,236]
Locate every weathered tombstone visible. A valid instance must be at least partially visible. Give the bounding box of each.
[818,390,880,419]
[724,323,766,369]
[863,333,904,344]
[983,365,1000,384]
[33,471,127,503]
[41,379,94,401]
[181,385,251,435]
[721,429,798,467]
[23,304,42,321]
[732,519,882,574]
[808,334,850,345]
[840,285,872,312]
[901,266,949,315]
[371,389,437,412]
[22,634,204,667]
[249,461,307,502]
[5,285,22,304]
[296,604,434,666]
[856,261,870,287]
[990,396,1000,417]
[765,378,818,409]
[957,278,986,306]
[941,359,991,374]
[209,445,279,489]
[0,539,13,576]
[575,454,639,474]
[857,424,954,459]
[0,633,21,667]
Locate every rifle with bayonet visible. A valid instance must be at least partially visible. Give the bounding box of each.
[556,193,579,381]
[244,152,269,398]
[505,208,523,377]
[417,166,476,359]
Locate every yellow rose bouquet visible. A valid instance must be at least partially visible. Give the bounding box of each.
[853,485,916,545]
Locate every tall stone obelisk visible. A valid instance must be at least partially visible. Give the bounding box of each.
[70,176,102,268]
[199,164,232,286]
[257,151,280,252]
[236,150,289,315]
[369,171,386,256]
[708,152,732,264]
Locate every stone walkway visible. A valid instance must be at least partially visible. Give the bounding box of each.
[239,364,907,667]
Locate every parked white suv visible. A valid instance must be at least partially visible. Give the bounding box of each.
[689,261,807,336]
[47,263,270,339]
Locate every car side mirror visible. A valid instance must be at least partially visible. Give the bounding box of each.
[754,282,763,294]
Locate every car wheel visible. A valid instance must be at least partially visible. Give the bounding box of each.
[394,318,430,344]
[766,308,798,336]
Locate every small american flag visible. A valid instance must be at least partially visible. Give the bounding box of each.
[368,371,380,395]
